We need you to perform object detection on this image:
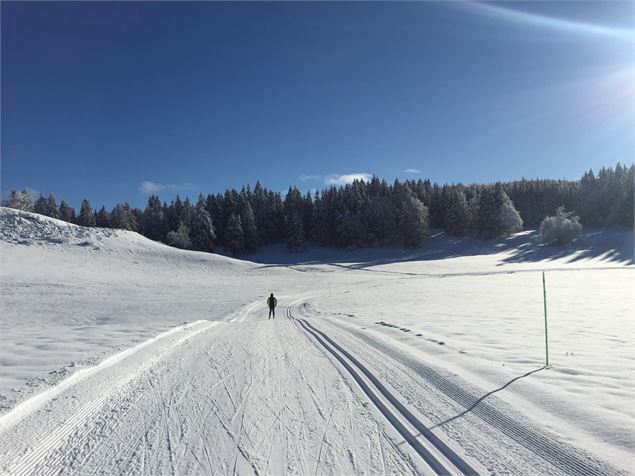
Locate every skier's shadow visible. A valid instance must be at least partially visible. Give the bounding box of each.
[430,366,547,429]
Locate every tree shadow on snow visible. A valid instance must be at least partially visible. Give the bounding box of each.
[500,228,634,265]
[247,228,634,269]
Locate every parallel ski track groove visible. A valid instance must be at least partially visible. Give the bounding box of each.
[286,301,478,476]
[319,316,623,476]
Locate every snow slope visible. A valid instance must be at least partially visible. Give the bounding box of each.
[1,207,633,474]
[0,208,299,412]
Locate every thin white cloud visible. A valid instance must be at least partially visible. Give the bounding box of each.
[324,173,372,186]
[404,168,421,174]
[300,174,322,182]
[139,181,164,195]
[139,181,197,196]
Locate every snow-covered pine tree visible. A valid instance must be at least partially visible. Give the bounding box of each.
[34,194,48,215]
[166,195,184,232]
[3,189,34,211]
[46,194,60,219]
[335,206,361,249]
[283,186,303,238]
[477,184,523,238]
[222,190,239,232]
[303,191,314,239]
[58,200,75,223]
[252,182,269,243]
[445,189,469,235]
[205,194,224,244]
[287,211,305,252]
[182,197,193,225]
[238,194,259,251]
[78,199,96,227]
[166,221,192,249]
[96,206,110,227]
[364,196,396,246]
[311,192,329,245]
[618,164,634,227]
[466,194,480,231]
[189,196,216,251]
[224,213,244,257]
[141,195,167,241]
[110,203,138,230]
[399,192,430,248]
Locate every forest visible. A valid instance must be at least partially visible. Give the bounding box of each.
[4,163,633,256]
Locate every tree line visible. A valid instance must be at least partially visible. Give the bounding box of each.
[4,163,633,255]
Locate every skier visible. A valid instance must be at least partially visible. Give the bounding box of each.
[267,293,278,319]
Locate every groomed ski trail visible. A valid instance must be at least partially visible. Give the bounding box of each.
[289,297,627,476]
[0,298,626,475]
[0,302,420,475]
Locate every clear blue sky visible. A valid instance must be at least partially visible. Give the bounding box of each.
[2,1,633,208]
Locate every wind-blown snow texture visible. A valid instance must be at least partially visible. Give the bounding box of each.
[0,207,633,474]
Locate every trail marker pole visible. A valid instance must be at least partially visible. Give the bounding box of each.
[542,271,550,367]
[328,282,331,297]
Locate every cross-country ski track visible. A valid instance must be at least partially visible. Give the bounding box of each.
[0,297,625,476]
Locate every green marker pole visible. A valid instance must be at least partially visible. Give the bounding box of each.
[542,271,549,367]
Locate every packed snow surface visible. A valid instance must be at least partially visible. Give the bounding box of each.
[0,207,633,474]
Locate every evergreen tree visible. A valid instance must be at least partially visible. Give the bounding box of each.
[34,194,48,215]
[336,207,364,248]
[3,189,34,211]
[78,199,96,227]
[466,195,480,232]
[95,206,110,227]
[222,190,239,232]
[364,196,396,246]
[283,186,304,238]
[477,184,522,238]
[189,196,216,251]
[141,195,167,241]
[224,213,244,257]
[287,211,306,252]
[110,203,138,230]
[205,194,224,244]
[618,165,634,227]
[238,194,259,251]
[58,200,75,223]
[46,194,60,219]
[166,195,184,232]
[182,197,193,225]
[311,192,329,244]
[445,189,469,235]
[399,193,430,248]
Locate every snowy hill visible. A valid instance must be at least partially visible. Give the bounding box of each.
[0,207,250,269]
[0,207,633,474]
[0,207,295,411]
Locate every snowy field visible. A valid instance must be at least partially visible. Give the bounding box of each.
[0,207,633,475]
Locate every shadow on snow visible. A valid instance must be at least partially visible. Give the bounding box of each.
[246,228,634,269]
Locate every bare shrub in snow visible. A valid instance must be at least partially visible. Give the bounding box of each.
[540,206,582,245]
[166,222,192,249]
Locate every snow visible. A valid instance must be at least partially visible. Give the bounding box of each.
[0,207,633,474]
